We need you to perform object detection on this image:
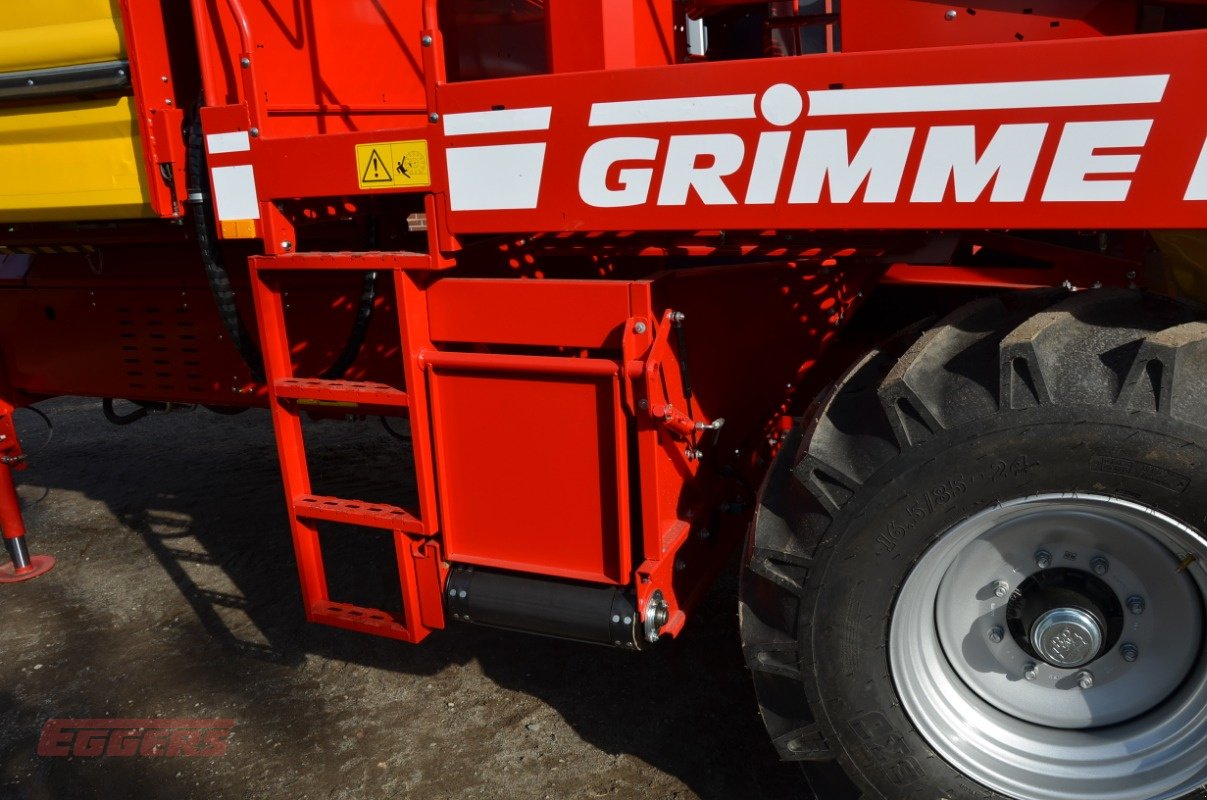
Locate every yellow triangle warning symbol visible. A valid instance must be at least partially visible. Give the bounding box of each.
[360,149,392,184]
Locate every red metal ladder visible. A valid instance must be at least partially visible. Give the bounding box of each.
[247,250,445,643]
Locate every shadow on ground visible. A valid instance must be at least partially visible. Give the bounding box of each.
[0,398,807,800]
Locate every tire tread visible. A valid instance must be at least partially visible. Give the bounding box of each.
[742,288,1207,800]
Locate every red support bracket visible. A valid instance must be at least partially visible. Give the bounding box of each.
[0,405,54,583]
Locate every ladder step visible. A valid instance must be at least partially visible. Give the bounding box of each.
[253,251,432,271]
[310,601,416,641]
[274,378,409,408]
[293,494,424,533]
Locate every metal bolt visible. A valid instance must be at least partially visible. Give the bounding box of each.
[638,399,649,411]
[1077,670,1095,690]
[1024,663,1038,681]
[1126,270,1137,280]
[993,580,1010,598]
[945,9,957,19]
[249,127,260,138]
[421,35,433,46]
[1091,557,1110,576]
[988,626,1004,643]
[1035,550,1052,569]
[1127,595,1146,615]
[164,98,173,106]
[161,75,169,83]
[240,57,251,68]
[675,559,687,572]
[633,321,647,335]
[698,528,711,541]
[280,241,293,251]
[448,588,456,596]
[1120,643,1139,662]
[623,616,632,625]
[611,614,620,623]
[429,112,440,123]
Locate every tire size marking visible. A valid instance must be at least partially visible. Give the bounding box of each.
[848,711,924,787]
[875,455,1038,554]
[1090,455,1190,493]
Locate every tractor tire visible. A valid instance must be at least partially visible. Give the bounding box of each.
[740,288,1207,800]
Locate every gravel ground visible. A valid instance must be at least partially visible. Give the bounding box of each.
[0,397,806,800]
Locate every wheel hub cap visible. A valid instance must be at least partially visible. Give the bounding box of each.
[1030,607,1102,668]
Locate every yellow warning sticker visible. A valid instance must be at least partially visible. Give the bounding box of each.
[355,140,431,190]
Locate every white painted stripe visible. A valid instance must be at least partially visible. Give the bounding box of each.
[206,131,251,154]
[1186,136,1207,200]
[444,107,552,136]
[807,75,1169,117]
[590,94,757,127]
[446,144,546,211]
[210,165,260,221]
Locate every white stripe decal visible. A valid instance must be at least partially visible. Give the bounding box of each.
[444,107,552,136]
[210,165,260,220]
[806,75,1169,117]
[1186,136,1207,200]
[590,94,757,127]
[206,131,252,154]
[446,144,547,211]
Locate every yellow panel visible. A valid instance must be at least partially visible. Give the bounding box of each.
[0,97,153,223]
[0,0,125,72]
[1154,231,1207,306]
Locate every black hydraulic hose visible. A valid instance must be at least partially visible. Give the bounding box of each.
[186,113,377,383]
[202,405,249,416]
[186,115,265,383]
[102,398,151,425]
[381,416,408,441]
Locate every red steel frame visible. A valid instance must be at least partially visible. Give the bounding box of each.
[0,1,1202,642]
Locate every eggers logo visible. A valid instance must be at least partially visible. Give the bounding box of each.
[443,73,1207,213]
[37,718,235,757]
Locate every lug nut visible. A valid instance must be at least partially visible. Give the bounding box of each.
[1127,595,1146,615]
[1091,557,1110,576]
[1121,643,1139,662]
[1076,670,1095,690]
[993,580,1010,598]
[1024,663,1038,681]
[988,626,1004,643]
[1035,550,1052,570]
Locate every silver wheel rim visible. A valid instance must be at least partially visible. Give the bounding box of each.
[890,493,1207,800]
